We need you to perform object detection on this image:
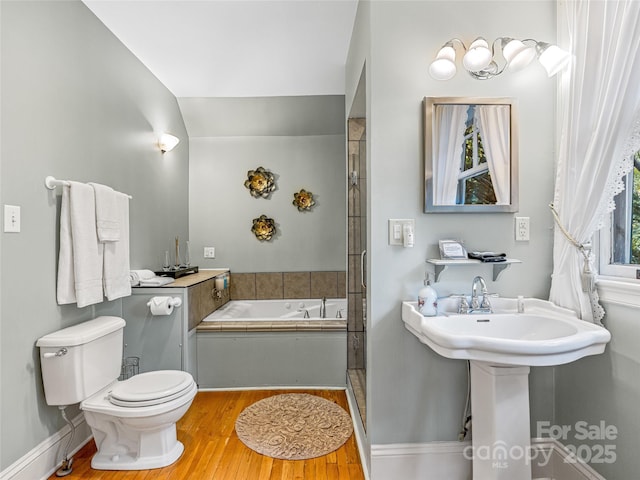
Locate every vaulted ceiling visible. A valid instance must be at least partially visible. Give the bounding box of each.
[83,0,358,98]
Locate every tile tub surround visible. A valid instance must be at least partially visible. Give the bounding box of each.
[230,271,346,300]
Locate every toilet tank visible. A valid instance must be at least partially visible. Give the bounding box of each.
[36,316,126,406]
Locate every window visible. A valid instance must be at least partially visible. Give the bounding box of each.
[457,106,497,205]
[599,151,640,279]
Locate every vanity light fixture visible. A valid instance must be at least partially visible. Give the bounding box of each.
[428,37,571,81]
[158,133,180,153]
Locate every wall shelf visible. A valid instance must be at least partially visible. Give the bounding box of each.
[426,258,521,282]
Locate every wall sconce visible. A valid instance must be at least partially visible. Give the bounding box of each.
[429,37,571,81]
[158,133,180,153]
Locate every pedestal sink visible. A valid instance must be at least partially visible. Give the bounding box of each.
[401,297,611,480]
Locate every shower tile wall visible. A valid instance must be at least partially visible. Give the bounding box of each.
[348,118,366,370]
[230,271,346,300]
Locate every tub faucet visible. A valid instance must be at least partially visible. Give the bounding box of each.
[320,296,327,319]
[470,276,493,313]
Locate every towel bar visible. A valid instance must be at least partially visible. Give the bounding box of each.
[45,176,132,199]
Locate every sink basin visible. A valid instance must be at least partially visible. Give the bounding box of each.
[403,296,611,480]
[401,298,611,366]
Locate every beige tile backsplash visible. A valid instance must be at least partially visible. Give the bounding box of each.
[283,272,311,299]
[230,271,346,300]
[255,273,284,299]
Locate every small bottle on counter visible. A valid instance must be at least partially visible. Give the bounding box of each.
[418,273,438,316]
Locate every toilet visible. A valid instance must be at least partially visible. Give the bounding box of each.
[36,316,197,470]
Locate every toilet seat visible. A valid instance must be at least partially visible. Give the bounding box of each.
[109,370,194,407]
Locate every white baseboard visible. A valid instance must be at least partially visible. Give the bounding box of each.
[370,438,606,480]
[371,441,472,479]
[0,413,92,480]
[532,438,607,480]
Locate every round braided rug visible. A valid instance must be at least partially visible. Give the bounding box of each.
[235,393,354,460]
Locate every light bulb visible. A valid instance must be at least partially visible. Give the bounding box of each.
[502,39,536,72]
[159,133,180,153]
[463,37,492,72]
[537,43,571,77]
[429,45,457,80]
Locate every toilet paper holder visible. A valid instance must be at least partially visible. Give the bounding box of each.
[146,297,182,308]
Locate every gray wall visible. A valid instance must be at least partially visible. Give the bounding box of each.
[187,97,346,272]
[346,0,559,450]
[0,0,188,469]
[555,300,640,478]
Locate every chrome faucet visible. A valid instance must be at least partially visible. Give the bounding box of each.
[470,276,493,313]
[449,294,470,314]
[319,296,327,319]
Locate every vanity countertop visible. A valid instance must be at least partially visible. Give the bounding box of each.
[133,269,229,288]
[163,269,229,287]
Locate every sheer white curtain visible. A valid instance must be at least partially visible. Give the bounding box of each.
[434,105,467,204]
[476,105,511,205]
[549,0,640,324]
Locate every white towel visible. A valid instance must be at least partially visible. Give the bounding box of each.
[139,276,174,287]
[89,182,120,242]
[129,269,156,286]
[56,185,75,304]
[57,182,104,308]
[103,192,131,301]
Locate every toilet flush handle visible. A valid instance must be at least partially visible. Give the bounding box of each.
[43,348,68,359]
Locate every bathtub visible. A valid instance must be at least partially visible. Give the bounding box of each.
[202,298,347,321]
[196,298,347,388]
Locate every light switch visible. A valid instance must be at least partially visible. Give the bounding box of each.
[388,219,415,246]
[4,205,20,233]
[204,247,215,258]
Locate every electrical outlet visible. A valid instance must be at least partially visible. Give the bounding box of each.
[204,247,215,258]
[515,217,530,241]
[3,205,20,233]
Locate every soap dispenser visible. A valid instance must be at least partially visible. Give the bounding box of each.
[418,273,438,316]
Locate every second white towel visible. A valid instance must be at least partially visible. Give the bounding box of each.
[89,182,120,242]
[103,192,131,301]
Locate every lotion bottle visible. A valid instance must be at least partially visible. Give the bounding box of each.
[418,273,438,316]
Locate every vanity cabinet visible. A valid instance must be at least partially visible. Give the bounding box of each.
[122,269,229,381]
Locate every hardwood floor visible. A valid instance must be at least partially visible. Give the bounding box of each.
[50,389,364,480]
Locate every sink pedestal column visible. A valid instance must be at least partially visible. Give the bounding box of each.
[470,361,532,480]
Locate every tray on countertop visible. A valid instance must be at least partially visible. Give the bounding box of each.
[155,266,199,279]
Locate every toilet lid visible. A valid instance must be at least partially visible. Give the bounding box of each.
[109,370,194,407]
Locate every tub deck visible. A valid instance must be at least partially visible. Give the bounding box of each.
[197,319,346,332]
[197,298,347,332]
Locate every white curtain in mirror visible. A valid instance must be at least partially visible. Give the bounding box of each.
[549,0,640,323]
[433,105,467,204]
[476,105,510,205]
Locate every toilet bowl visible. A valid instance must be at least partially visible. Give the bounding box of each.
[36,316,197,471]
[81,370,197,470]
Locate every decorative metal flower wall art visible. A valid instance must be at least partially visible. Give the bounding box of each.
[251,215,276,241]
[244,167,276,198]
[292,189,316,212]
